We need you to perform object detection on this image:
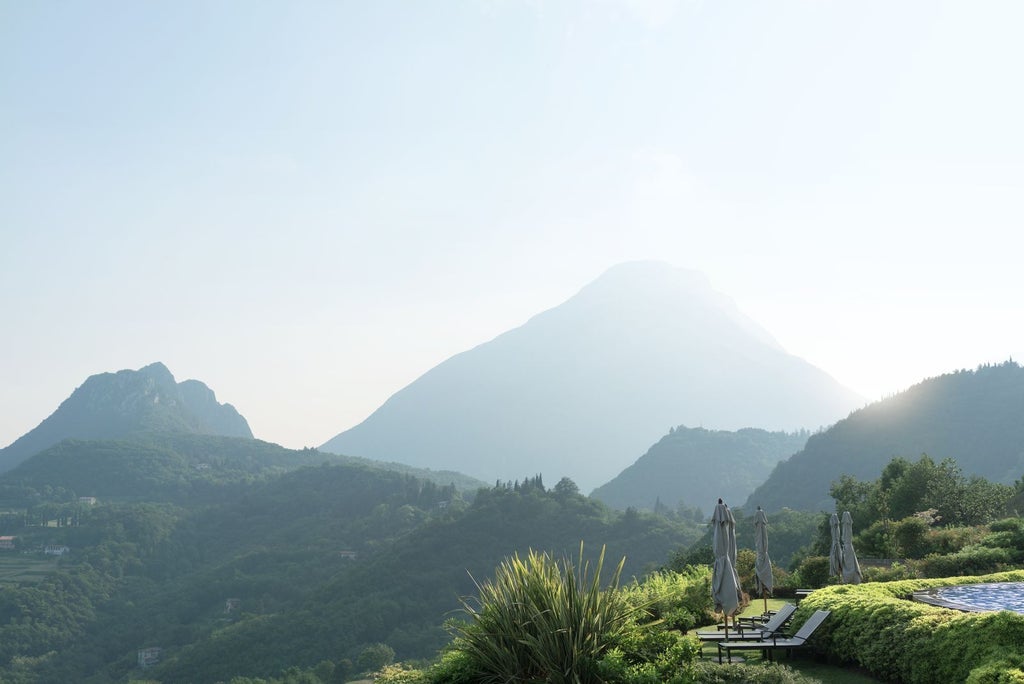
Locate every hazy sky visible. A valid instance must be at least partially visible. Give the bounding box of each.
[3,1,1023,451]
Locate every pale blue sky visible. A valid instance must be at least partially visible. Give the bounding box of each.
[3,1,1023,449]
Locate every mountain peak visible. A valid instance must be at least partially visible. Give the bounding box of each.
[566,262,715,310]
[567,261,783,351]
[321,264,863,490]
[138,361,175,381]
[0,363,253,472]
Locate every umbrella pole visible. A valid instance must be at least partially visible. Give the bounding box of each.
[719,613,728,664]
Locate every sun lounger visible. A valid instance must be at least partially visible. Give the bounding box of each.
[736,603,793,629]
[696,603,796,645]
[794,589,814,602]
[717,609,830,663]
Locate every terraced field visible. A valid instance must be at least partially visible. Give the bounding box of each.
[0,555,58,584]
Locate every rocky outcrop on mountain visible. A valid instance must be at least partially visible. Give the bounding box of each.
[0,362,252,472]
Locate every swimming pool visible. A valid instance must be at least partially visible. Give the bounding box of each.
[913,582,1024,613]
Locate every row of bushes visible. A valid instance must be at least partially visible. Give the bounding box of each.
[796,570,1024,683]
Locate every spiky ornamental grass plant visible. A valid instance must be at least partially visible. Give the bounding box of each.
[449,544,639,684]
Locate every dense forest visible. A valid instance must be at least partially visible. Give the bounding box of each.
[0,433,485,508]
[0,439,704,684]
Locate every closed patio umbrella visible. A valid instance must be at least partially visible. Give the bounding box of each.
[727,501,739,579]
[754,506,773,614]
[829,512,843,581]
[712,498,742,637]
[841,510,862,585]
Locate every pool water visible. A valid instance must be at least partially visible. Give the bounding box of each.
[914,582,1024,613]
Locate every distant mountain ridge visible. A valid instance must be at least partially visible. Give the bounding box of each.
[0,362,252,472]
[321,262,864,490]
[744,361,1024,512]
[590,425,808,512]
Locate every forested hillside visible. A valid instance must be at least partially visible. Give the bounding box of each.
[0,434,323,506]
[0,460,701,683]
[745,362,1024,512]
[0,433,486,514]
[590,426,808,512]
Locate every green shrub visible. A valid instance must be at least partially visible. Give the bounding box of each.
[987,518,1024,536]
[892,516,930,558]
[771,564,792,589]
[796,570,1024,683]
[861,560,918,583]
[792,556,830,588]
[926,524,988,555]
[423,548,712,683]
[966,655,1024,684]
[592,656,820,684]
[689,660,822,683]
[621,565,714,631]
[596,568,707,681]
[981,518,1024,561]
[445,545,636,683]
[919,545,1013,577]
[376,663,431,684]
[855,519,897,558]
[423,649,477,684]
[735,548,757,594]
[595,638,699,683]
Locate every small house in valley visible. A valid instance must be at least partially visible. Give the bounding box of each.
[137,647,162,668]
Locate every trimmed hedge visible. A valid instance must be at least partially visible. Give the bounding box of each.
[795,570,1024,683]
[918,546,1015,578]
